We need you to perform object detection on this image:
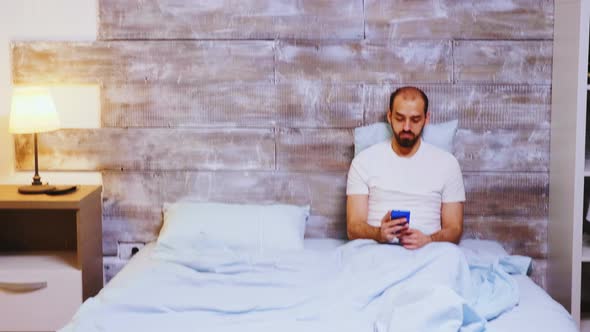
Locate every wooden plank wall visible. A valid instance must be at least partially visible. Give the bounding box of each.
[11,0,554,287]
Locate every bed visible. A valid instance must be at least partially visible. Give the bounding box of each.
[59,225,577,332]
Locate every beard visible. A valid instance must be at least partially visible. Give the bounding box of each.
[393,128,423,148]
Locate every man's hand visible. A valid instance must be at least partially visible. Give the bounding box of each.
[379,211,409,243]
[399,228,432,249]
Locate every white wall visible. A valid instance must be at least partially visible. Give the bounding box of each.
[0,0,101,185]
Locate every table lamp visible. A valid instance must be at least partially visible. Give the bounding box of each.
[9,87,60,194]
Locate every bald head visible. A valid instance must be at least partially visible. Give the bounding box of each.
[389,86,429,115]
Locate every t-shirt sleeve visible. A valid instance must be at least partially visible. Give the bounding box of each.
[442,158,466,203]
[346,158,369,195]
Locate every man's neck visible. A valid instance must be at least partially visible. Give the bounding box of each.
[391,138,422,157]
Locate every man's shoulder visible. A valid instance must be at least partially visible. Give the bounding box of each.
[421,141,460,167]
[353,140,390,162]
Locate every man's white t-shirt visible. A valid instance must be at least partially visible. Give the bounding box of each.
[346,139,465,235]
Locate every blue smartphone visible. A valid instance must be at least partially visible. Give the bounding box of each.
[390,210,411,225]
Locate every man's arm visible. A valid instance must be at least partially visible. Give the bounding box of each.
[429,201,464,244]
[429,158,465,245]
[346,195,381,241]
[347,195,408,243]
[400,201,464,249]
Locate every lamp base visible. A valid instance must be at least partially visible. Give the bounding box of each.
[18,184,56,194]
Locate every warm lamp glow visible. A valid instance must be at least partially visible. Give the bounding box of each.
[9,87,60,134]
[8,87,60,193]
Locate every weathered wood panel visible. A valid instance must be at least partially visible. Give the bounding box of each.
[102,171,348,222]
[16,128,548,173]
[12,41,274,84]
[276,40,452,83]
[103,256,127,284]
[365,84,457,124]
[98,0,364,40]
[103,207,347,256]
[102,209,547,260]
[277,129,354,171]
[16,0,555,289]
[15,129,275,171]
[20,129,548,173]
[272,172,348,221]
[100,171,547,254]
[463,219,547,258]
[455,129,549,172]
[530,259,547,289]
[102,83,364,128]
[464,173,548,218]
[274,127,547,172]
[102,211,550,253]
[365,0,553,40]
[364,85,551,129]
[101,170,349,254]
[454,41,553,84]
[103,207,161,257]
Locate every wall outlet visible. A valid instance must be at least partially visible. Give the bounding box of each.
[117,242,145,260]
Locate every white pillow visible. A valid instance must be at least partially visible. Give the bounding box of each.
[354,120,458,156]
[458,239,509,258]
[458,239,533,275]
[157,202,310,252]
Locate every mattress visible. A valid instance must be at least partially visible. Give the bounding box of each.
[75,239,577,332]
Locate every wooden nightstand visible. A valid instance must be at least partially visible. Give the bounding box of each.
[0,185,102,332]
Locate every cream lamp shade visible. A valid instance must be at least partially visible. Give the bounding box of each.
[9,87,60,194]
[9,87,60,134]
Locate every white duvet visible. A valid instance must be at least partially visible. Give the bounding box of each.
[61,240,533,332]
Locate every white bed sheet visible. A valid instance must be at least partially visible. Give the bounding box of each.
[104,240,577,332]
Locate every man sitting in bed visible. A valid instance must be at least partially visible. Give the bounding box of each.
[346,86,465,249]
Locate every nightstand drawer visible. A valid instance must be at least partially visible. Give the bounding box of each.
[0,252,82,332]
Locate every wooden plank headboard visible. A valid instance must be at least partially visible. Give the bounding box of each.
[10,0,553,286]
